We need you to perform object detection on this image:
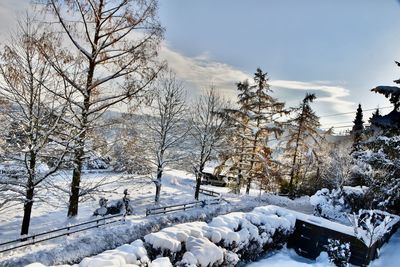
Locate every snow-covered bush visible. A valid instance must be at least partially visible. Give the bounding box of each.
[79,239,151,267]
[326,239,351,267]
[349,210,399,248]
[310,187,369,224]
[83,151,110,170]
[310,188,350,224]
[353,135,400,214]
[144,206,296,266]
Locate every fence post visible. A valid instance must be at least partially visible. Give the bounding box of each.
[67,227,70,236]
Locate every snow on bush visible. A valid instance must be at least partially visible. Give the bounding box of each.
[349,210,400,248]
[326,239,351,267]
[310,188,350,224]
[310,187,369,225]
[144,205,296,266]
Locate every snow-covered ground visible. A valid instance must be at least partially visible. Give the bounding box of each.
[0,168,311,243]
[0,169,313,266]
[0,169,198,243]
[245,248,333,267]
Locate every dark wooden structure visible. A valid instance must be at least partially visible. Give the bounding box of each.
[288,218,400,266]
[200,171,234,187]
[198,187,221,197]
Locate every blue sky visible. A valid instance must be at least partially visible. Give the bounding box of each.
[157,0,400,130]
[2,0,400,130]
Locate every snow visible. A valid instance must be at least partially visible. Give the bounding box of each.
[23,205,299,267]
[245,248,334,267]
[370,229,400,267]
[78,239,149,267]
[1,182,312,266]
[342,185,368,196]
[0,167,314,267]
[148,257,172,267]
[185,236,224,267]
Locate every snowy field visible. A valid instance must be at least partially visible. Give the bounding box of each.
[0,169,198,243]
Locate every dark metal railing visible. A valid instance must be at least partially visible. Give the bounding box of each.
[0,214,123,253]
[146,198,221,216]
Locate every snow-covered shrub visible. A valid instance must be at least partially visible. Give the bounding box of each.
[83,151,110,170]
[78,239,150,267]
[326,239,351,267]
[310,188,350,224]
[144,206,296,266]
[353,135,400,214]
[349,210,399,248]
[310,187,369,224]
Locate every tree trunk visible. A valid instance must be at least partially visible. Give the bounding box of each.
[194,164,204,200]
[155,166,162,203]
[246,177,251,194]
[194,173,201,200]
[21,149,36,236]
[21,186,34,236]
[67,140,85,217]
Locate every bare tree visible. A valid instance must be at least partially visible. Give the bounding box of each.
[144,72,188,203]
[0,16,71,235]
[321,144,353,190]
[190,87,227,200]
[38,0,164,216]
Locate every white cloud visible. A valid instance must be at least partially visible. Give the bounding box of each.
[160,43,355,115]
[270,80,354,113]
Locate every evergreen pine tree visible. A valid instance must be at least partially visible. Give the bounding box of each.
[351,104,364,153]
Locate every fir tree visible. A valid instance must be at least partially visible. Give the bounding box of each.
[351,104,364,153]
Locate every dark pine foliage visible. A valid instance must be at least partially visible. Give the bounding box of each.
[351,104,364,153]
